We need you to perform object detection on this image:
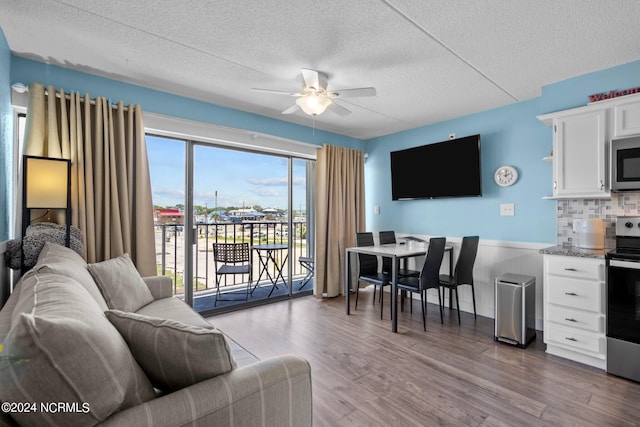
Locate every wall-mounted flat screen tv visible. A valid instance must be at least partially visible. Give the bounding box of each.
[390,134,482,200]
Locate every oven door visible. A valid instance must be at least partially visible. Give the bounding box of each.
[612,137,640,191]
[607,259,640,344]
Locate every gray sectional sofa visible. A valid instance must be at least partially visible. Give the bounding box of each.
[0,242,312,426]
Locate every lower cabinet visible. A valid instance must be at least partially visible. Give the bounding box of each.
[543,255,606,369]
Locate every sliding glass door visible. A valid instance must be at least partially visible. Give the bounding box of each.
[147,135,314,315]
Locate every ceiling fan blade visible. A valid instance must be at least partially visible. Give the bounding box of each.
[281,104,300,114]
[301,68,328,91]
[252,88,303,96]
[327,100,351,116]
[330,87,377,98]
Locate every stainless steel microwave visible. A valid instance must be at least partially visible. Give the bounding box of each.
[612,135,640,191]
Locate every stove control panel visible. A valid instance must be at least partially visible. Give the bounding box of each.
[616,217,640,237]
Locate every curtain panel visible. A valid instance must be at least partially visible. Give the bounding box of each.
[22,82,156,276]
[315,144,365,298]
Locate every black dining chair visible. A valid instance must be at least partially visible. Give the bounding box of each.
[394,237,447,330]
[379,231,420,277]
[355,232,392,319]
[439,236,479,324]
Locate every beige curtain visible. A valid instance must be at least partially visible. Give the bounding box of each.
[315,144,365,298]
[22,82,156,276]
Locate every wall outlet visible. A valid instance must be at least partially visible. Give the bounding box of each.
[374,205,380,215]
[500,203,515,216]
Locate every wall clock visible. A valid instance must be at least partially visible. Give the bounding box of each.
[494,166,518,187]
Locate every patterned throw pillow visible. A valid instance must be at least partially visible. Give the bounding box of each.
[88,254,154,312]
[105,310,237,392]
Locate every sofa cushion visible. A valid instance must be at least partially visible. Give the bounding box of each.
[0,272,156,426]
[105,310,236,392]
[35,241,108,310]
[88,254,154,312]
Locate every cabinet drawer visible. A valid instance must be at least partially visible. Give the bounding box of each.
[546,276,603,312]
[546,324,604,355]
[545,256,604,281]
[547,305,604,333]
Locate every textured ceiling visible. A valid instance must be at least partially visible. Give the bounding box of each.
[1,0,639,139]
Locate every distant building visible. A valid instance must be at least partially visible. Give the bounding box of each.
[228,209,265,221]
[154,208,184,225]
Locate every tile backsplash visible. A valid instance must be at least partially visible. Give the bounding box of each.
[556,192,640,248]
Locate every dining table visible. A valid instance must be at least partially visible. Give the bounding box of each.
[345,241,453,333]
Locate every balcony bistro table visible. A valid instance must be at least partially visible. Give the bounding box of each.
[345,242,453,333]
[253,244,289,297]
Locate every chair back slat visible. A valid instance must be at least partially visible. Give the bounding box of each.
[454,236,479,285]
[419,237,446,290]
[379,231,396,273]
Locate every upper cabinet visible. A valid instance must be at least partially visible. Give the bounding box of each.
[614,98,640,137]
[555,110,607,198]
[538,93,640,199]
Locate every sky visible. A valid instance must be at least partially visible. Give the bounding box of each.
[146,135,308,212]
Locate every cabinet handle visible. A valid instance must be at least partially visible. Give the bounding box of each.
[565,337,578,342]
[565,318,578,322]
[564,268,578,271]
[565,292,578,296]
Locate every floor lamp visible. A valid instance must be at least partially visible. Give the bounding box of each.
[21,155,72,272]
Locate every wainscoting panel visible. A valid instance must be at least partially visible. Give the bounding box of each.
[397,236,549,331]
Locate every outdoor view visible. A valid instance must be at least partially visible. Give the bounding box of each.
[146,135,313,312]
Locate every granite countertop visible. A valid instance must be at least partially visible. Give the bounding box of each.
[540,245,611,259]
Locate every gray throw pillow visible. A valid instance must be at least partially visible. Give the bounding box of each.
[0,272,155,426]
[88,254,154,312]
[105,309,236,392]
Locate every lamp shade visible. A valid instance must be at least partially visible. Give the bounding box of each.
[296,93,332,116]
[24,156,70,209]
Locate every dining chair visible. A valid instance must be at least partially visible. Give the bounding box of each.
[355,232,392,319]
[212,242,252,306]
[379,231,420,277]
[439,236,480,324]
[394,237,447,330]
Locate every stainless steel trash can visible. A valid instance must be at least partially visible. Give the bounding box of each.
[494,273,536,348]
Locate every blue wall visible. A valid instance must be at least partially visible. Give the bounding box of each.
[9,56,363,150]
[0,28,11,242]
[366,59,640,244]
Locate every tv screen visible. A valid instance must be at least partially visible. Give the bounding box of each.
[390,134,482,200]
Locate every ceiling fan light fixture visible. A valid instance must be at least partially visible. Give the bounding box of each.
[296,93,331,116]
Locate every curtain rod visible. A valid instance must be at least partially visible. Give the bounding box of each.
[11,83,131,111]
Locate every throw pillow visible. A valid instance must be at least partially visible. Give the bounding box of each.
[88,254,154,312]
[105,310,236,392]
[35,242,109,310]
[0,272,156,426]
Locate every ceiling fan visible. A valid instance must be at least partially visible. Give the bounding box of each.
[252,68,376,116]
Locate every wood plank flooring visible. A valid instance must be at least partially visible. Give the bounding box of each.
[208,288,640,427]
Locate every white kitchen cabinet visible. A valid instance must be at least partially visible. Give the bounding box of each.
[553,110,608,198]
[543,255,606,369]
[614,98,640,137]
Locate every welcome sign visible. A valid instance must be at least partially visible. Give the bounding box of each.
[589,86,640,102]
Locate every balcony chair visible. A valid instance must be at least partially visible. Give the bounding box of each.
[439,235,479,324]
[355,232,392,319]
[298,256,314,290]
[212,242,252,306]
[394,237,447,330]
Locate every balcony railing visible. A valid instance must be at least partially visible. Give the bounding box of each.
[155,221,311,297]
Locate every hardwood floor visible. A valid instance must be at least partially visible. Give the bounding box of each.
[208,288,640,427]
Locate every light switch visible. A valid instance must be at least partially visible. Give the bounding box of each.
[500,203,515,216]
[374,205,380,215]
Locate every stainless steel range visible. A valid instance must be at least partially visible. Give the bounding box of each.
[605,217,640,382]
